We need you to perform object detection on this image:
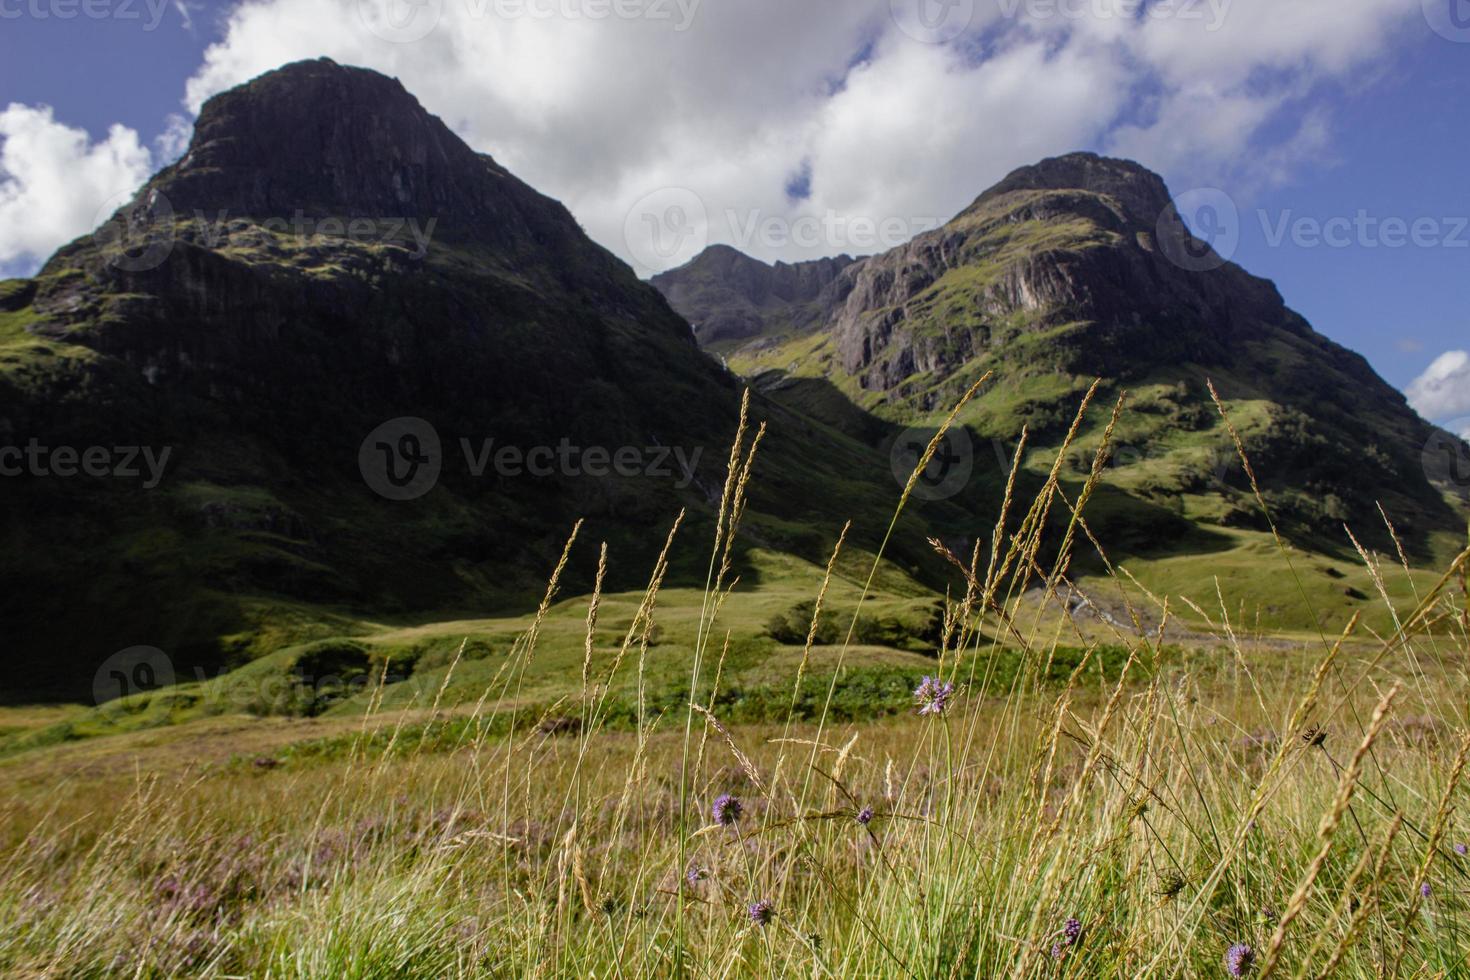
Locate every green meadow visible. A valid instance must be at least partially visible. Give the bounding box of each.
[2,390,1468,978]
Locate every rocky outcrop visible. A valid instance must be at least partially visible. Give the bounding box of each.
[826,154,1298,390]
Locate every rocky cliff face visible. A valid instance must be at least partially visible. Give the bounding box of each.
[825,154,1295,390]
[156,61,495,230]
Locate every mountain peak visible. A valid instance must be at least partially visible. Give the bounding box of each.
[160,59,493,225]
[650,246,857,346]
[973,151,1173,225]
[665,243,855,275]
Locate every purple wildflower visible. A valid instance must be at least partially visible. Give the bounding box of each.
[748,899,775,927]
[857,806,875,826]
[686,866,708,887]
[1456,843,1468,857]
[1421,881,1432,899]
[914,675,955,716]
[1047,916,1082,959]
[1225,942,1255,977]
[711,794,742,827]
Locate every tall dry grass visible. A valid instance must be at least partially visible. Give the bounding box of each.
[1,384,1468,978]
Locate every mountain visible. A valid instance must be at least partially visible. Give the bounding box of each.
[3,65,1463,702]
[653,153,1468,554]
[649,245,855,348]
[0,59,941,701]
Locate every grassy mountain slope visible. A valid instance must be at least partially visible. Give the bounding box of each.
[654,154,1470,572]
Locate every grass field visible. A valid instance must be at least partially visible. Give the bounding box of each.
[2,388,1468,977]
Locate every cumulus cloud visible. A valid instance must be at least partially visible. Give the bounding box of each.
[1407,350,1470,423]
[1101,0,1408,189]
[0,0,1428,275]
[0,105,154,275]
[155,0,1421,273]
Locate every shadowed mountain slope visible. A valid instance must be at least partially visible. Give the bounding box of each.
[0,60,942,700]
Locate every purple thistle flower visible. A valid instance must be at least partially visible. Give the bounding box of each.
[1420,881,1432,898]
[1456,843,1468,857]
[711,794,742,827]
[1062,917,1082,944]
[1225,942,1255,977]
[914,675,955,716]
[748,899,775,927]
[857,806,875,826]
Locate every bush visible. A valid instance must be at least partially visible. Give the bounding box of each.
[766,600,944,653]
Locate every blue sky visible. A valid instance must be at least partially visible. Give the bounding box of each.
[1231,35,1469,408]
[0,0,1466,424]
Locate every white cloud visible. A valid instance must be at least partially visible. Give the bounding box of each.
[1125,0,1410,87]
[1101,0,1410,189]
[0,105,154,275]
[154,112,194,164]
[802,35,1129,231]
[1407,350,1470,423]
[0,0,1429,275]
[161,0,1419,272]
